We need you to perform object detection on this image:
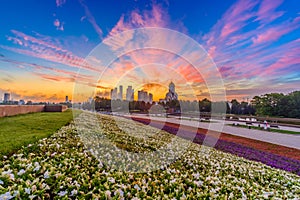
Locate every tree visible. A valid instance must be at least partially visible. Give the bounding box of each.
[251,92,300,118]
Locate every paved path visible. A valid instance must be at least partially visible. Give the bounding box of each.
[124,114,300,150]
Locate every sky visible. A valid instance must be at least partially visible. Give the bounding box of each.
[0,0,299,102]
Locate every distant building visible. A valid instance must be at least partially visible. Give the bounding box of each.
[138,90,152,103]
[126,86,134,101]
[149,93,153,103]
[65,96,69,103]
[165,81,178,101]
[111,87,118,100]
[110,89,114,100]
[4,93,10,103]
[19,99,25,105]
[118,85,123,100]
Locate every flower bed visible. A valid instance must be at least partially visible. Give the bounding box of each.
[132,117,300,175]
[0,112,299,199]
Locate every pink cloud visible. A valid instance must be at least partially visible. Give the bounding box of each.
[3,30,99,72]
[200,0,300,91]
[252,27,287,44]
[263,45,300,75]
[79,0,103,38]
[252,17,300,45]
[108,4,168,37]
[213,0,258,40]
[0,56,96,84]
[53,19,64,31]
[255,0,284,24]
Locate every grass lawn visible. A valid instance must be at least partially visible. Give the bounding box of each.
[227,124,300,134]
[0,109,81,157]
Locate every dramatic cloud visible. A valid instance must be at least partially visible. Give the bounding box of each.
[0,56,96,86]
[108,4,173,37]
[2,0,299,102]
[3,30,99,72]
[255,0,284,24]
[201,0,300,100]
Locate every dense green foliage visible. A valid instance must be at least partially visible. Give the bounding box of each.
[252,91,300,118]
[0,109,80,157]
[82,91,300,118]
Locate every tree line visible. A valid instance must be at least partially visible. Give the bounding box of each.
[251,91,300,118]
[80,91,300,118]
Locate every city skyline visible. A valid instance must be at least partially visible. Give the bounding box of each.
[0,1,299,102]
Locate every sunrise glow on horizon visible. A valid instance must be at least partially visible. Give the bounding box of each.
[0,0,299,103]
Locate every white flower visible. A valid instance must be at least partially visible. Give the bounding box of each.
[25,188,31,194]
[114,189,124,197]
[29,195,36,199]
[33,166,41,172]
[0,179,3,185]
[33,162,41,172]
[193,172,200,179]
[194,180,203,187]
[70,189,78,196]
[17,169,26,176]
[0,192,14,200]
[2,169,12,175]
[105,190,111,197]
[2,170,14,180]
[263,192,274,198]
[26,163,32,169]
[44,171,50,179]
[13,190,19,197]
[58,190,68,197]
[31,185,37,192]
[170,178,176,184]
[134,184,141,191]
[108,177,115,183]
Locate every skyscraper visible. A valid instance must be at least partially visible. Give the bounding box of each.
[149,93,153,103]
[118,85,123,100]
[3,93,10,103]
[111,87,118,100]
[126,86,134,101]
[110,89,114,100]
[138,90,149,102]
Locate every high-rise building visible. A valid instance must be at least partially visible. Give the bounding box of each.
[149,93,153,103]
[118,85,123,100]
[111,87,118,100]
[3,93,10,103]
[110,89,114,100]
[126,86,134,101]
[131,89,134,101]
[138,90,149,102]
